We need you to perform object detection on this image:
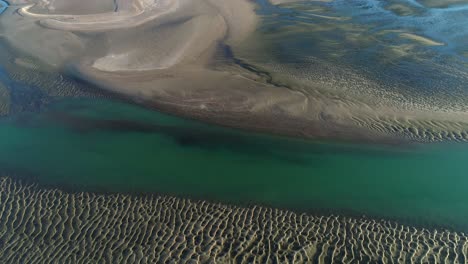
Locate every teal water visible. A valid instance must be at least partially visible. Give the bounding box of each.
[1,97,468,231]
[0,1,7,15]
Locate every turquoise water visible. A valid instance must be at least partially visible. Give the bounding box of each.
[0,0,7,14]
[1,97,468,231]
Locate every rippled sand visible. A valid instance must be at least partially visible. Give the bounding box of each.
[242,0,468,142]
[1,0,467,143]
[0,176,467,263]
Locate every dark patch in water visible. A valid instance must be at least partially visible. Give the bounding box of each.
[34,108,407,167]
[48,112,160,133]
[0,66,49,113]
[37,112,312,165]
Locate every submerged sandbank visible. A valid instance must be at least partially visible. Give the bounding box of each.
[417,0,468,8]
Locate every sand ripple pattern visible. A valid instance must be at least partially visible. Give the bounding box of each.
[1,177,468,263]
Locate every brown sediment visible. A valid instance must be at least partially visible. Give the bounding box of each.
[26,0,179,32]
[1,176,467,263]
[74,62,398,144]
[1,0,468,144]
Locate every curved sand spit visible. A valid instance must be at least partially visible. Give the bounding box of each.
[1,176,468,263]
[1,0,468,143]
[19,0,179,31]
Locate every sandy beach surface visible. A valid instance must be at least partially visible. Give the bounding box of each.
[1,0,467,143]
[1,176,467,263]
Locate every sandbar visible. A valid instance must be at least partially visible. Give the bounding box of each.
[1,0,468,143]
[1,176,467,263]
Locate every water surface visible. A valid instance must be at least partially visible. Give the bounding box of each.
[244,0,468,110]
[1,97,468,231]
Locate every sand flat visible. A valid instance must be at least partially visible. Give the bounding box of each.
[19,0,179,31]
[416,0,468,8]
[2,0,468,143]
[399,33,445,46]
[29,0,116,15]
[1,176,467,263]
[270,0,333,5]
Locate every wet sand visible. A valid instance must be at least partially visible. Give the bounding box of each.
[0,176,467,263]
[1,0,467,144]
[0,0,7,14]
[416,0,468,8]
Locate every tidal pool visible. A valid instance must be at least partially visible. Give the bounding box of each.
[1,97,468,231]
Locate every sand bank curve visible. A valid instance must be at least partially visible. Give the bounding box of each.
[2,0,468,143]
[18,0,179,31]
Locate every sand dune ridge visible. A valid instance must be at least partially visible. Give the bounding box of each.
[1,176,467,263]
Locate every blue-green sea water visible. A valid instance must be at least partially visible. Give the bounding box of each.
[1,97,468,231]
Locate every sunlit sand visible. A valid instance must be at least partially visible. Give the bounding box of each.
[1,0,467,144]
[1,176,467,263]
